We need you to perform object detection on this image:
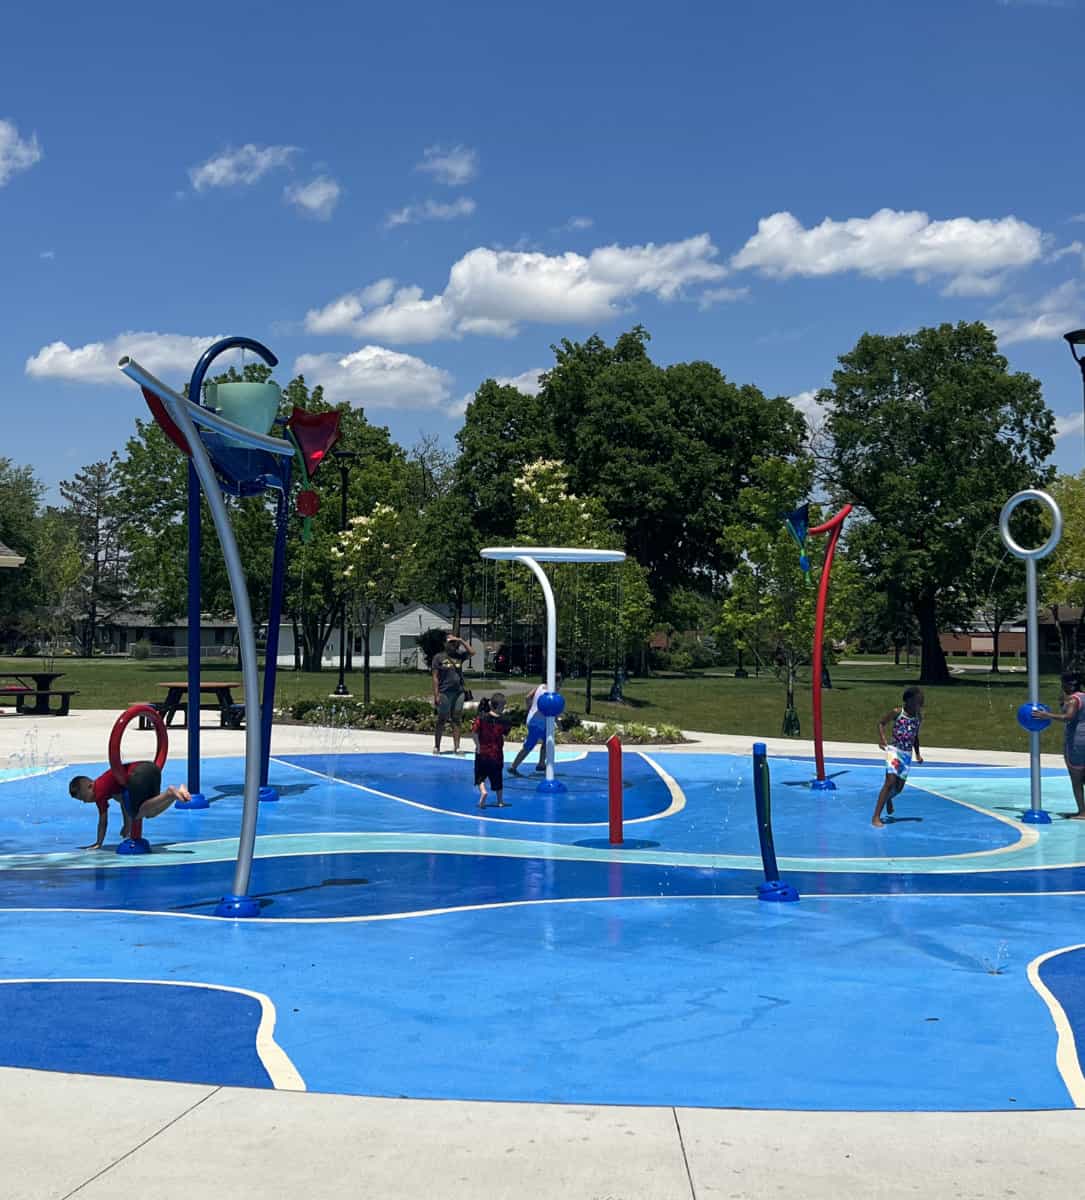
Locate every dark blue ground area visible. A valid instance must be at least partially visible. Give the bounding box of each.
[280,751,673,824]
[3,850,1085,918]
[1038,947,1085,1077]
[0,980,272,1087]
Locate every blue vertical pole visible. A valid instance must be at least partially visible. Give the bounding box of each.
[178,459,208,808]
[753,742,798,902]
[259,476,290,800]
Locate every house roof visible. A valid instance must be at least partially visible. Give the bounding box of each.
[0,540,25,569]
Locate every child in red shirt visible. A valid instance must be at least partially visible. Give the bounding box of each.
[473,694,511,809]
[69,762,190,850]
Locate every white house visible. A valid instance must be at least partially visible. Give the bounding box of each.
[275,602,487,671]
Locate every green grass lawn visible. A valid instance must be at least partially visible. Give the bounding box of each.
[0,656,1056,753]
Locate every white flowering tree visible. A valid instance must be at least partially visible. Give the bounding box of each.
[334,501,413,704]
[500,460,653,709]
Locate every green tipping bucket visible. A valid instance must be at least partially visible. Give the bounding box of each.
[204,382,281,436]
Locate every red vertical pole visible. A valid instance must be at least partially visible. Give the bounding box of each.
[130,818,143,841]
[807,504,852,785]
[607,734,623,845]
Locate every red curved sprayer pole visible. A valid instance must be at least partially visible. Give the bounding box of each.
[807,504,852,788]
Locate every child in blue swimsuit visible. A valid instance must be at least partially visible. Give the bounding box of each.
[873,686,924,828]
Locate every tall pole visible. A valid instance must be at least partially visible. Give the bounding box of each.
[186,459,202,802]
[1063,330,1085,457]
[517,554,563,793]
[808,503,852,789]
[332,452,356,698]
[259,480,290,798]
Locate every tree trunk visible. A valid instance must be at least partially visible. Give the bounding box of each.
[915,592,951,684]
[893,640,902,666]
[990,622,1001,674]
[291,615,302,671]
[1051,606,1068,669]
[363,605,372,706]
[585,653,593,715]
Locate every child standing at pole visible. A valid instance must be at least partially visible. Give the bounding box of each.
[473,693,511,809]
[1034,671,1085,819]
[872,686,924,828]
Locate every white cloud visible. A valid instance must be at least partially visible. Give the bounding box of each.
[0,118,42,187]
[284,175,341,220]
[1055,412,1084,441]
[563,216,594,231]
[698,285,750,308]
[732,208,1044,294]
[385,196,476,228]
[415,144,478,186]
[295,345,453,411]
[453,368,546,419]
[941,273,1007,297]
[789,389,820,423]
[997,0,1072,7]
[25,331,225,385]
[305,234,727,344]
[1046,240,1085,267]
[989,281,1082,344]
[189,144,297,190]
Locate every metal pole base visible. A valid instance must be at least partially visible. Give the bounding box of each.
[259,786,279,803]
[1021,809,1052,825]
[536,778,568,795]
[758,880,800,902]
[811,777,837,791]
[116,837,151,856]
[214,894,261,918]
[174,793,209,810]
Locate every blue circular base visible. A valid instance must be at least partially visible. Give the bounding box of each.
[116,837,151,856]
[758,879,800,902]
[1021,809,1053,825]
[536,778,568,794]
[214,894,261,918]
[174,792,209,810]
[810,778,837,791]
[259,786,280,803]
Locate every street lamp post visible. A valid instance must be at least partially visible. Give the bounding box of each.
[331,449,358,698]
[1063,329,1085,453]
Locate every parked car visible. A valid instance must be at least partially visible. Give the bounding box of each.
[493,642,544,676]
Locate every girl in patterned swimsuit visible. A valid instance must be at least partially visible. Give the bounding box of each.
[873,686,924,828]
[1035,671,1085,820]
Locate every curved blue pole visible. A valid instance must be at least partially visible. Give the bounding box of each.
[183,337,279,807]
[259,478,291,797]
[753,742,799,903]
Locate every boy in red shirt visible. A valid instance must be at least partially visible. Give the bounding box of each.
[472,693,511,809]
[68,762,191,850]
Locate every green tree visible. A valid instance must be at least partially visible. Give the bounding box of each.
[0,458,43,648]
[1041,472,1085,667]
[59,454,130,655]
[541,327,805,605]
[819,321,1054,685]
[335,501,413,703]
[28,508,83,665]
[717,459,860,735]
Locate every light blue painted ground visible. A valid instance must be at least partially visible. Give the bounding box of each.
[1,748,1083,1110]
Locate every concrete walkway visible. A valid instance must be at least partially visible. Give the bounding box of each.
[5,1065,1083,1200]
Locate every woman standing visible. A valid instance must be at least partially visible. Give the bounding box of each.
[1036,671,1085,819]
[432,633,472,754]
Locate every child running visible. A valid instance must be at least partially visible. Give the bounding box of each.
[872,686,924,828]
[473,693,511,809]
[1034,671,1085,819]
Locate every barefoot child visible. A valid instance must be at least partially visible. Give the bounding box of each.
[69,762,191,850]
[1034,671,1085,819]
[872,686,924,828]
[473,694,511,809]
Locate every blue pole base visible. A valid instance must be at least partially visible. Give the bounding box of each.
[116,837,151,856]
[758,879,800,902]
[1021,809,1053,825]
[536,778,568,794]
[811,777,837,791]
[174,792,209,810]
[214,894,261,918]
[259,786,280,803]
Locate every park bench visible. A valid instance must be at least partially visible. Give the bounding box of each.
[14,690,78,717]
[0,685,32,709]
[134,700,245,730]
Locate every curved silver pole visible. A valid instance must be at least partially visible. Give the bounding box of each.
[120,357,292,902]
[516,555,557,785]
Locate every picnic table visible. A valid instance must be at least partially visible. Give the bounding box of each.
[0,671,77,716]
[155,681,244,728]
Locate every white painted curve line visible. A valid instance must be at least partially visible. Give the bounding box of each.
[1026,946,1085,1108]
[0,977,305,1091]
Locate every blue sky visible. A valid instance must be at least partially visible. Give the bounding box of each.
[3,0,1084,495]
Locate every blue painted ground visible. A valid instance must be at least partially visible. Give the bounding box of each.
[2,747,1084,1109]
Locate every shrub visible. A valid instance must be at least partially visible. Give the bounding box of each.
[131,639,152,661]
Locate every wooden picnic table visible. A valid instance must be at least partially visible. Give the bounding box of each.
[0,671,76,716]
[156,681,244,728]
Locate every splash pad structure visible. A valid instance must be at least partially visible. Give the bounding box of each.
[480,547,626,793]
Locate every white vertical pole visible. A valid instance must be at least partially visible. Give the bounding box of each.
[517,555,557,785]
